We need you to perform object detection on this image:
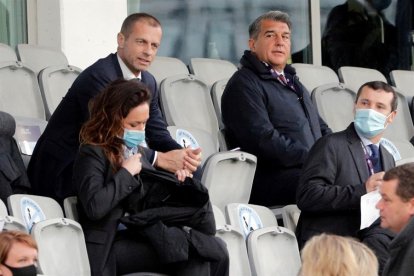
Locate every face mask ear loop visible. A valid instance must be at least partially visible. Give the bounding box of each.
[384,111,394,129]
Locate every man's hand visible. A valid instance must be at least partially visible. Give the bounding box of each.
[365,171,385,192]
[156,147,203,173]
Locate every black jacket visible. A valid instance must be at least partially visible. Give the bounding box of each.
[221,50,331,206]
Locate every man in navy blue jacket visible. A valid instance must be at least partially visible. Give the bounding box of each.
[221,11,331,206]
[28,13,201,203]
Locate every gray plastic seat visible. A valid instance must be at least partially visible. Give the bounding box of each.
[17,44,69,76]
[38,64,82,118]
[281,204,301,233]
[291,63,339,93]
[147,56,189,88]
[338,66,387,93]
[211,78,229,130]
[31,217,91,276]
[213,205,252,276]
[247,226,301,276]
[311,82,356,132]
[0,61,46,120]
[167,126,218,165]
[0,199,27,232]
[160,74,219,137]
[7,194,64,232]
[390,70,414,99]
[189,58,237,87]
[63,196,78,221]
[0,43,18,62]
[201,151,257,212]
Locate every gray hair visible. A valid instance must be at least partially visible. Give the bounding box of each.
[249,11,292,40]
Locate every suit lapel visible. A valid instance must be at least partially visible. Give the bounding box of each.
[379,145,395,171]
[346,124,370,182]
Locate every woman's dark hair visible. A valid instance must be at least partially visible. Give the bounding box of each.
[80,79,151,170]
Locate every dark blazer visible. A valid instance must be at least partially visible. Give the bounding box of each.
[221,50,331,206]
[28,53,181,201]
[296,123,395,248]
[74,144,146,275]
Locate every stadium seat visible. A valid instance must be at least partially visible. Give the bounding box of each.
[213,205,252,276]
[390,70,414,99]
[281,204,301,233]
[159,74,219,137]
[38,64,82,119]
[201,151,257,211]
[31,217,91,276]
[211,78,229,130]
[147,56,189,88]
[167,126,218,165]
[189,58,237,87]
[311,82,356,132]
[0,199,27,232]
[291,63,339,93]
[338,66,387,93]
[0,61,46,120]
[247,226,301,276]
[0,43,18,62]
[16,44,69,76]
[63,196,78,221]
[7,194,64,232]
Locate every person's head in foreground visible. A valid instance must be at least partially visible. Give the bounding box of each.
[377,162,414,233]
[0,231,38,276]
[299,233,378,276]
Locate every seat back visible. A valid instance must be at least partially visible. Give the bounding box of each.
[38,64,82,118]
[160,74,219,137]
[390,70,414,98]
[167,126,218,165]
[31,218,91,276]
[338,66,387,93]
[16,44,69,75]
[7,194,64,232]
[311,83,356,132]
[247,226,301,276]
[291,63,339,93]
[147,56,189,88]
[211,78,229,129]
[214,205,252,276]
[0,199,27,232]
[0,43,18,62]
[281,204,301,233]
[225,203,278,238]
[189,58,237,87]
[383,89,414,142]
[63,196,79,221]
[201,151,257,211]
[0,61,46,119]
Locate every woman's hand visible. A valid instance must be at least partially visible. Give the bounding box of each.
[175,169,193,182]
[122,153,142,175]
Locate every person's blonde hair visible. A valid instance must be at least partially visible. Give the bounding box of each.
[300,234,378,276]
[0,231,37,264]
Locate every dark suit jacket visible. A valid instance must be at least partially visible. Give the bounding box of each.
[74,144,152,275]
[296,123,395,248]
[28,53,180,201]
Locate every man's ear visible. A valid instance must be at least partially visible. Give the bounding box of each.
[117,32,125,48]
[248,39,255,51]
[387,110,397,124]
[408,197,414,216]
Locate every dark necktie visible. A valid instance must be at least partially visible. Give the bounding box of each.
[368,144,382,173]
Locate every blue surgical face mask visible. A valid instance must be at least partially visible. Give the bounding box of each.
[123,129,145,148]
[354,108,391,138]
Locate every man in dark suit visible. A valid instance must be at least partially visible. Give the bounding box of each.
[296,81,397,271]
[27,13,202,203]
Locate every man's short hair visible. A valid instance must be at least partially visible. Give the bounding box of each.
[120,13,161,39]
[249,11,292,40]
[355,81,398,111]
[383,163,414,202]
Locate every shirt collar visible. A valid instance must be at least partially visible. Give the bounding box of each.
[355,126,380,147]
[117,53,142,80]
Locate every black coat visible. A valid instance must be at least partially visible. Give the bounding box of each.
[28,53,180,202]
[221,50,331,206]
